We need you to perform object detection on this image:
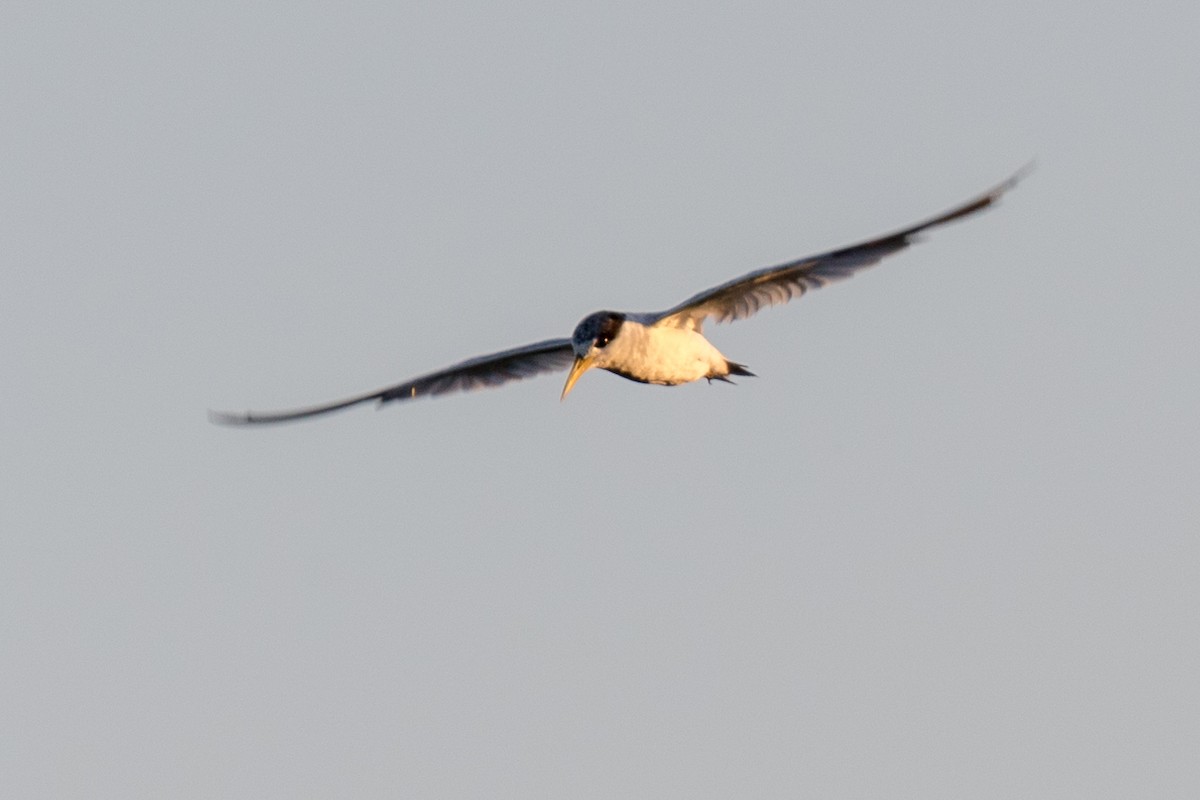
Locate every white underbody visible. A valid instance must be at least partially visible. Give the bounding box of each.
[591,320,734,385]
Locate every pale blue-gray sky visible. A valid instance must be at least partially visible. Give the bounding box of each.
[3,3,1198,797]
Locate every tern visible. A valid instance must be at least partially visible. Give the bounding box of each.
[210,168,1026,425]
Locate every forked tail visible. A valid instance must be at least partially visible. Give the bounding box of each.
[708,360,756,383]
[726,360,755,377]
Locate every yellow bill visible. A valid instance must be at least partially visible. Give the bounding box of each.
[560,355,594,401]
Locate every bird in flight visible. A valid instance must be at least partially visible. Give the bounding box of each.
[210,168,1027,425]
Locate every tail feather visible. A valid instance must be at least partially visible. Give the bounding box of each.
[725,361,755,377]
[709,360,755,384]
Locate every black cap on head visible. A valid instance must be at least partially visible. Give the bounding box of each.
[572,311,625,350]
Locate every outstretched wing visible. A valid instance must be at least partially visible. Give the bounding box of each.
[209,337,575,425]
[651,167,1028,331]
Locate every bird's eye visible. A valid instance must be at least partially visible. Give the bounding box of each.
[595,336,610,349]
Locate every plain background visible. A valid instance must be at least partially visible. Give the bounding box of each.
[3,3,1198,798]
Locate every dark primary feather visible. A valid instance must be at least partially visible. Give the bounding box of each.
[209,338,574,425]
[652,167,1029,332]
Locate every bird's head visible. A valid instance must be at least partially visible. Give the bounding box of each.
[562,311,625,400]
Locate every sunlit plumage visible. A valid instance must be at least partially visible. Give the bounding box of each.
[210,168,1027,425]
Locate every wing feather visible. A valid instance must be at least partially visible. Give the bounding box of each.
[651,167,1028,331]
[209,338,575,425]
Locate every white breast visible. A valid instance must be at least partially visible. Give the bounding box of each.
[594,320,731,384]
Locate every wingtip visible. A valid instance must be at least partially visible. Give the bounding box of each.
[208,408,250,426]
[996,159,1037,195]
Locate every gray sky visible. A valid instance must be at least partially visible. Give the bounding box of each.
[3,3,1198,797]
